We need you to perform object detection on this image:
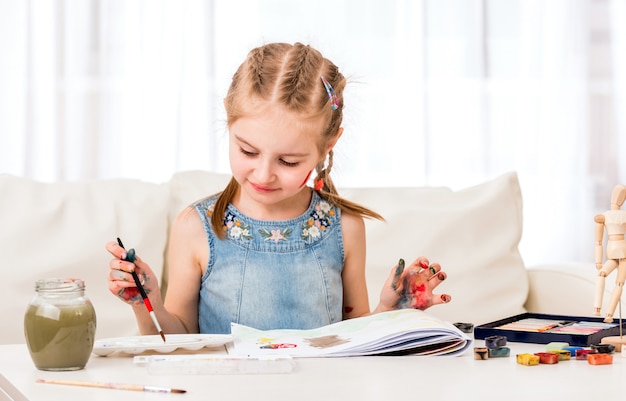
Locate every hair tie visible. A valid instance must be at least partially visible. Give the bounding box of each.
[320,76,339,110]
[314,178,324,191]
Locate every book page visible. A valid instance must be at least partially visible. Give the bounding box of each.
[227,309,472,358]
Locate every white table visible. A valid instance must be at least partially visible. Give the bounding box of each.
[1,341,624,401]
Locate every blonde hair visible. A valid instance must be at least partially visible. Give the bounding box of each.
[212,42,383,238]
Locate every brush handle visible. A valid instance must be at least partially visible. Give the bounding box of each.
[117,244,150,302]
[36,378,186,393]
[130,269,149,303]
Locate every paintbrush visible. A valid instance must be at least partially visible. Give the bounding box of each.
[36,378,185,394]
[117,237,166,342]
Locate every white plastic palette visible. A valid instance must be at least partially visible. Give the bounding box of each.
[92,334,233,356]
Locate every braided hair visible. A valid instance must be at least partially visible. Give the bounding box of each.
[213,43,383,238]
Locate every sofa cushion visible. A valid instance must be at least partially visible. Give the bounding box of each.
[0,175,170,344]
[525,263,626,316]
[341,172,528,325]
[166,171,527,326]
[167,170,232,226]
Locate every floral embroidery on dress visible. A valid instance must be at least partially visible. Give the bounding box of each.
[199,197,336,244]
[259,228,293,243]
[202,202,215,217]
[301,200,335,241]
[224,211,253,240]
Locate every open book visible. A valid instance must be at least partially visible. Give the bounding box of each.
[226,309,473,357]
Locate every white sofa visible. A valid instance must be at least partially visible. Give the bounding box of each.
[0,170,616,345]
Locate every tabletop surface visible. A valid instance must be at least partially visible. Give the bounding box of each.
[1,340,625,401]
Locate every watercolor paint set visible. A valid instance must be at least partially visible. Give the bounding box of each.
[474,313,626,346]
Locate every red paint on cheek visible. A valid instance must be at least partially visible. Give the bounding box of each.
[299,170,313,188]
[344,306,354,313]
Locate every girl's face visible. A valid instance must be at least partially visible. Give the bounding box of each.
[228,106,328,215]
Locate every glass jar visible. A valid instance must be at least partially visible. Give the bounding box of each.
[24,278,97,371]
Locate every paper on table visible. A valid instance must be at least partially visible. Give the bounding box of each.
[227,309,472,358]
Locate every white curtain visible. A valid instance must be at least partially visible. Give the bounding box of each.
[1,0,624,266]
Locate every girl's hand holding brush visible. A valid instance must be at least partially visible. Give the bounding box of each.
[106,239,166,341]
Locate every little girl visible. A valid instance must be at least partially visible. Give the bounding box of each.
[106,42,451,335]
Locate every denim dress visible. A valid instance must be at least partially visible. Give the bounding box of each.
[193,191,345,334]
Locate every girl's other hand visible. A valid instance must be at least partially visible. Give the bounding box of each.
[380,257,451,311]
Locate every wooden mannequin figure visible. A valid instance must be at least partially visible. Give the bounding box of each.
[594,184,626,323]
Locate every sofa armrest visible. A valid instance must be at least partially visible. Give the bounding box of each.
[525,263,626,318]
